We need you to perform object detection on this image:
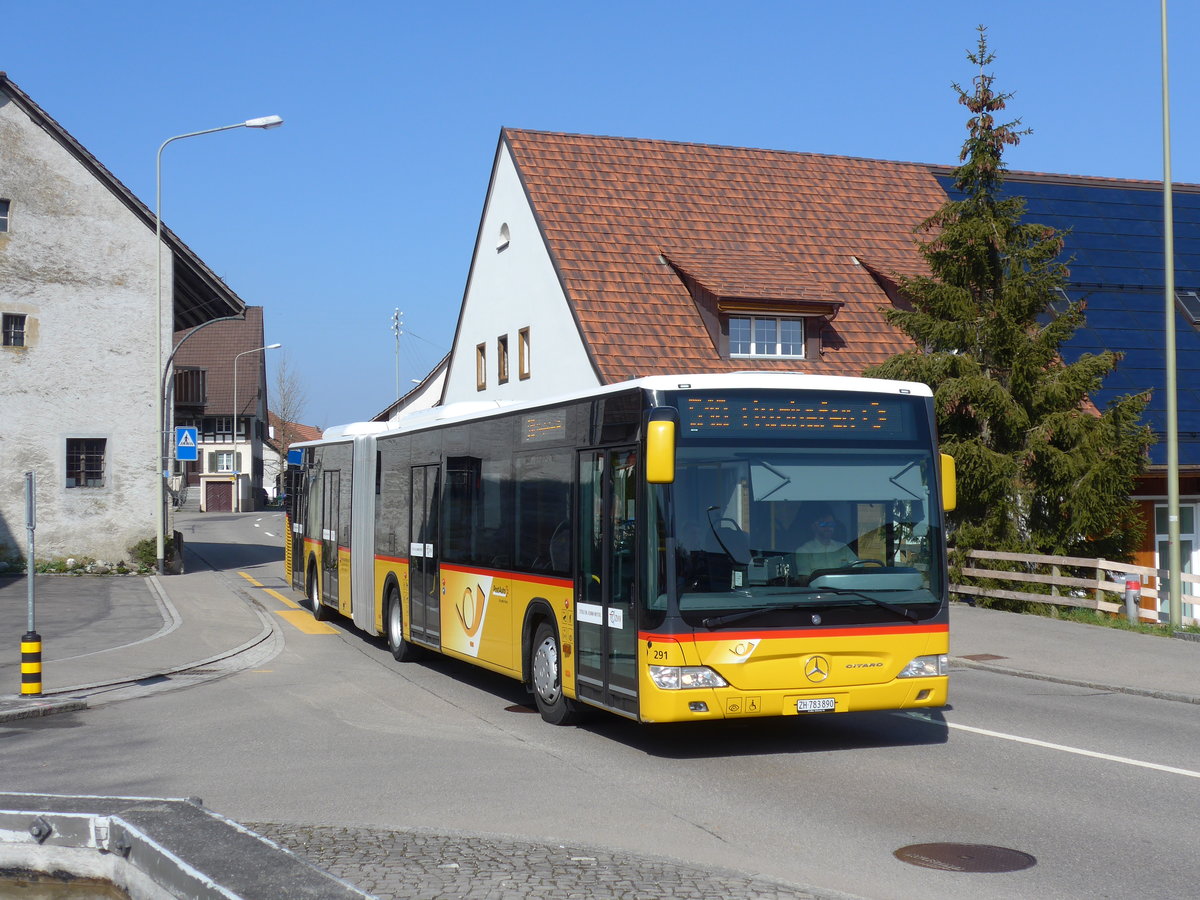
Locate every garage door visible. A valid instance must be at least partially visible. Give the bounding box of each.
[206,480,233,512]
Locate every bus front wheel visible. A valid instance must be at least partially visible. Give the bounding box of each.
[530,621,581,726]
[386,586,421,662]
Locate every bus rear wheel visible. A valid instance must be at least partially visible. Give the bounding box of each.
[309,569,331,621]
[386,586,421,661]
[530,621,581,725]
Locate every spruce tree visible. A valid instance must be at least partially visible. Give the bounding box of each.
[866,26,1153,562]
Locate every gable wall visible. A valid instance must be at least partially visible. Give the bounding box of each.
[443,143,598,404]
[0,91,167,562]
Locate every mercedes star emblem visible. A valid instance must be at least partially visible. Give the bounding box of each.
[805,655,830,683]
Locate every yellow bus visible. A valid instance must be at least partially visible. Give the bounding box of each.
[285,373,955,725]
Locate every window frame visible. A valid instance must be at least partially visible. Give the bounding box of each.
[66,438,107,489]
[728,315,806,359]
[518,326,531,380]
[2,312,27,348]
[476,342,487,391]
[497,334,509,384]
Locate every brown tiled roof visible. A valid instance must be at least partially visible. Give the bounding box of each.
[268,411,323,445]
[172,307,266,416]
[503,129,947,380]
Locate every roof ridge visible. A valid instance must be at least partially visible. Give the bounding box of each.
[502,126,951,171]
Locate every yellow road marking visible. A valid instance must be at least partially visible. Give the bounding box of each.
[275,609,338,634]
[239,571,304,609]
[239,571,325,632]
[265,588,303,609]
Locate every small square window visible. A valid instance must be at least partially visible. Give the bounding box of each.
[0,199,9,233]
[2,313,26,347]
[476,342,487,391]
[216,451,236,473]
[498,334,509,384]
[66,438,106,488]
[518,327,531,380]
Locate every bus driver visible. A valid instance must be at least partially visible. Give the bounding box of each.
[795,504,856,577]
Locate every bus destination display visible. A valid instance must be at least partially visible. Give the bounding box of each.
[521,410,567,444]
[677,394,915,439]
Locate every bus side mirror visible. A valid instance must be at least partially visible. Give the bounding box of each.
[646,418,676,484]
[940,453,956,512]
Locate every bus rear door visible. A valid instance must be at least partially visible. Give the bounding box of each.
[320,469,340,609]
[409,464,441,646]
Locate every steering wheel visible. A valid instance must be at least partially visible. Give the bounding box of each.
[850,558,885,568]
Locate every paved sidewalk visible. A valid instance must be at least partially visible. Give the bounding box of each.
[0,564,273,719]
[950,602,1200,704]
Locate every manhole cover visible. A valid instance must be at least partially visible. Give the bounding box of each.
[894,843,1036,872]
[961,653,1008,661]
[505,704,537,714]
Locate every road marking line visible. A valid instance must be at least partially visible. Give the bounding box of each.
[239,571,305,610]
[901,713,1200,779]
[274,609,338,634]
[264,588,303,610]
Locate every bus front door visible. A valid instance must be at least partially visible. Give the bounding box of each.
[409,464,441,646]
[576,447,639,717]
[320,470,340,608]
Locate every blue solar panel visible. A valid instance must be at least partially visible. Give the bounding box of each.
[936,173,1200,457]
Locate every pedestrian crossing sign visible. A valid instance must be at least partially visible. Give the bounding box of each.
[175,426,199,461]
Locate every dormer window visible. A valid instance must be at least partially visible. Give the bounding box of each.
[660,250,840,363]
[729,315,805,358]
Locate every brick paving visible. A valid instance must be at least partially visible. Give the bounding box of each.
[250,823,837,900]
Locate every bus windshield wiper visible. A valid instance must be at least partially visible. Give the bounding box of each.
[701,588,922,628]
[702,602,812,629]
[813,587,921,622]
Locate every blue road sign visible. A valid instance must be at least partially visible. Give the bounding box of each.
[175,426,199,462]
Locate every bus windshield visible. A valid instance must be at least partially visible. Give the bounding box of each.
[668,442,944,629]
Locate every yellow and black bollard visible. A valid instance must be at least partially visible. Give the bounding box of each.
[21,631,42,696]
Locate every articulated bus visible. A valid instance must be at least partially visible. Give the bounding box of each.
[284,373,956,725]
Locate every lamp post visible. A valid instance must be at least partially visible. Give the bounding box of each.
[233,343,282,512]
[154,114,283,573]
[1161,1,1183,627]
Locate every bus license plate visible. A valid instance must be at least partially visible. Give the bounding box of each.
[797,698,836,713]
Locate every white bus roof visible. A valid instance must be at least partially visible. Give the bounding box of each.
[293,372,932,449]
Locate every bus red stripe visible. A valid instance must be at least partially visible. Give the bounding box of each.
[639,624,948,642]
[375,554,410,565]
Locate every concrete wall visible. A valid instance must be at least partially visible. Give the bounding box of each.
[0,90,167,563]
[443,143,598,404]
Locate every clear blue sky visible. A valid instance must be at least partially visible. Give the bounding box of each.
[5,1,1197,426]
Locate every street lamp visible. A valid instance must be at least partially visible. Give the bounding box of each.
[232,343,282,513]
[154,114,283,573]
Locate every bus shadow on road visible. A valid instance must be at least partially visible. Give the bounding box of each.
[581,708,950,759]
[355,632,950,757]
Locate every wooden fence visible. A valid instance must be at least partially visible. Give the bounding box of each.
[950,549,1200,625]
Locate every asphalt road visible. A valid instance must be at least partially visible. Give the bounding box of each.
[3,511,1199,900]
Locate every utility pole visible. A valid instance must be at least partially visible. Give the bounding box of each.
[391,308,404,399]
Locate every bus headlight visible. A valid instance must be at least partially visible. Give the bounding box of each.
[898,654,948,678]
[649,666,729,690]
